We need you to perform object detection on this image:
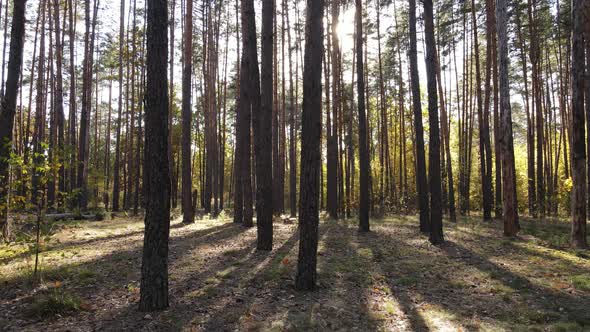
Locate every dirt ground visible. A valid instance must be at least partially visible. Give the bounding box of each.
[1,213,589,331]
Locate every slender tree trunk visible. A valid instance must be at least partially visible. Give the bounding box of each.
[295,0,324,291]
[355,0,369,232]
[424,0,443,244]
[67,0,77,196]
[0,0,26,241]
[470,0,493,221]
[113,0,125,212]
[408,0,429,232]
[570,0,588,248]
[527,0,545,217]
[140,0,171,312]
[256,0,274,250]
[181,0,193,223]
[32,0,47,207]
[496,0,519,237]
[326,0,339,220]
[286,0,296,217]
[236,0,256,227]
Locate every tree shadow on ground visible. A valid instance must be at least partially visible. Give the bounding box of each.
[6,216,590,331]
[359,220,590,330]
[93,223,301,331]
[1,221,249,331]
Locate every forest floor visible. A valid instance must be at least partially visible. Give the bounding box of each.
[1,212,590,332]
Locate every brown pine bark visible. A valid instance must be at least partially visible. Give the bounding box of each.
[326,0,339,220]
[256,0,274,250]
[112,0,125,212]
[31,0,47,207]
[424,0,443,244]
[0,0,26,241]
[496,0,519,237]
[181,0,193,224]
[295,0,324,291]
[140,0,171,311]
[356,0,369,233]
[408,0,429,232]
[235,0,256,227]
[570,0,588,248]
[77,0,99,209]
[286,0,296,218]
[470,0,493,221]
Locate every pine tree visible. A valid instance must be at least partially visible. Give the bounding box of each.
[140,0,171,312]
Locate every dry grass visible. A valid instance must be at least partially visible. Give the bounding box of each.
[1,213,589,331]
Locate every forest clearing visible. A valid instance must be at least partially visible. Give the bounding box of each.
[1,214,589,331]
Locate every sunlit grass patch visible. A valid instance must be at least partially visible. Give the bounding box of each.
[0,245,29,261]
[571,274,590,291]
[29,288,83,318]
[420,304,462,331]
[215,266,236,279]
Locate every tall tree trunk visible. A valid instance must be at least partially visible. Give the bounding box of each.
[140,0,171,312]
[52,0,65,206]
[67,0,77,196]
[471,0,493,221]
[570,0,588,249]
[256,0,274,250]
[113,0,125,212]
[424,0,443,244]
[496,0,519,237]
[0,0,26,241]
[355,0,369,232]
[326,0,339,220]
[286,0,296,217]
[296,0,324,291]
[408,0,429,232]
[527,0,544,217]
[168,0,176,207]
[77,0,98,209]
[181,0,193,224]
[32,0,47,207]
[236,0,256,227]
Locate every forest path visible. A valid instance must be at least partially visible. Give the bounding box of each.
[1,213,589,331]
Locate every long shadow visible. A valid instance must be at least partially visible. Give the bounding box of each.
[440,241,590,325]
[0,217,195,266]
[1,222,248,331]
[356,228,431,331]
[198,229,301,331]
[93,224,301,331]
[358,220,590,330]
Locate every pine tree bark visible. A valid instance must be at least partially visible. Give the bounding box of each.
[326,0,339,220]
[470,0,493,221]
[356,0,369,232]
[236,0,256,227]
[408,0,429,232]
[286,0,297,218]
[32,0,47,207]
[77,0,98,209]
[181,0,193,224]
[0,0,26,241]
[67,0,77,196]
[570,0,588,248]
[424,0,443,244]
[140,0,171,312]
[496,0,519,237]
[295,0,324,291]
[256,0,274,250]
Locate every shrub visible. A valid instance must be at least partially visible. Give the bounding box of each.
[29,288,82,318]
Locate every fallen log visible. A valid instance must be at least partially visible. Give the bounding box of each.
[45,213,98,221]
